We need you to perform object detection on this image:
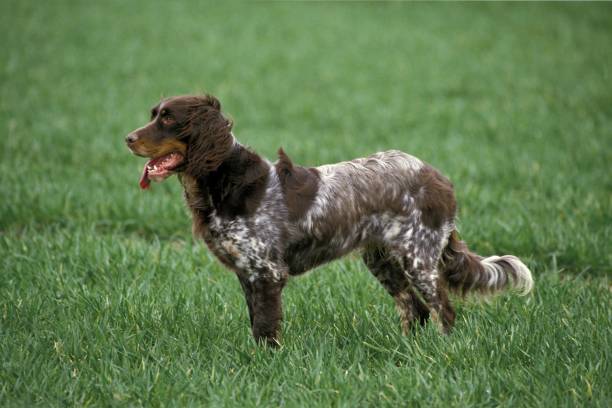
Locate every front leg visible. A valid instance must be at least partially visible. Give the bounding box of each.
[248,276,286,347]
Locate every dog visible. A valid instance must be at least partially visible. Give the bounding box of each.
[126,94,533,346]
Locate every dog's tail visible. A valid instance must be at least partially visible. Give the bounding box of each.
[441,231,533,296]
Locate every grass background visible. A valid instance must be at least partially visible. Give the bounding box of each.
[1,1,611,406]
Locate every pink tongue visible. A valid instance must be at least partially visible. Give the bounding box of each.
[139,162,151,190]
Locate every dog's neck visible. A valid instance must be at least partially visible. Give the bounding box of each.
[181,140,270,220]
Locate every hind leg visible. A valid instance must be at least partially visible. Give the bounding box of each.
[363,247,430,333]
[402,258,455,334]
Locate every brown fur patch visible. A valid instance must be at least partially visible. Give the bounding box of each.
[181,96,235,178]
[412,165,456,229]
[206,146,270,218]
[441,230,486,296]
[250,279,285,347]
[178,174,210,239]
[275,148,320,221]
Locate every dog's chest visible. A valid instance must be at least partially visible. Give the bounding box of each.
[180,174,284,281]
[203,212,282,281]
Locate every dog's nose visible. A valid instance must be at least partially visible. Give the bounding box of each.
[125,133,138,144]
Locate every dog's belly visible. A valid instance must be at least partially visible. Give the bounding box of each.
[283,214,385,275]
[283,237,353,275]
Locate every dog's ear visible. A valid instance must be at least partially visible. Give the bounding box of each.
[183,95,234,178]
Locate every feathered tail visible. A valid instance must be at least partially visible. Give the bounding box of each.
[441,231,533,296]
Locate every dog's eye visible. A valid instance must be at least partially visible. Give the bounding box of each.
[161,114,175,125]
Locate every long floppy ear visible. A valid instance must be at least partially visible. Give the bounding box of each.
[183,95,234,178]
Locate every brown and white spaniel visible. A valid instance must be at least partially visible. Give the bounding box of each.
[126,94,533,346]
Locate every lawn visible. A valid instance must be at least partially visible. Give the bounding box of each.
[1,1,611,406]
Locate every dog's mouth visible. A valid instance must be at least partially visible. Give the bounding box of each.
[139,152,185,190]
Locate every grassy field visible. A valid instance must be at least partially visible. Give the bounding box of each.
[1,1,611,406]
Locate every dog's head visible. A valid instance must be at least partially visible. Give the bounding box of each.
[125,95,234,189]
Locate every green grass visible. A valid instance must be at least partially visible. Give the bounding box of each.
[1,1,611,406]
